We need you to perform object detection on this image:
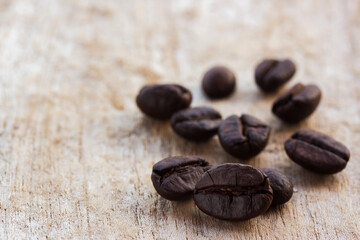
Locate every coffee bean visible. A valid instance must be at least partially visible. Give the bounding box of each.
[261,169,293,206]
[171,107,222,141]
[136,84,192,120]
[194,163,273,221]
[255,59,296,92]
[218,114,270,159]
[202,66,236,99]
[151,156,211,200]
[285,128,350,174]
[272,83,321,123]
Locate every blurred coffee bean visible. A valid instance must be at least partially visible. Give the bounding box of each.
[202,66,236,99]
[255,59,296,92]
[285,128,350,174]
[136,84,192,120]
[272,83,321,123]
[171,106,222,141]
[261,169,293,206]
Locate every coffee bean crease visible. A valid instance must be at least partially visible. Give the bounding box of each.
[156,162,209,183]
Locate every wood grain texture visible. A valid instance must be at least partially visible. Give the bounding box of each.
[0,0,359,239]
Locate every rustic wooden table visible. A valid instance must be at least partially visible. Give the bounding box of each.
[0,0,359,239]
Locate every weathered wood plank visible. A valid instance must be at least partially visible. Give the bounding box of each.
[0,0,359,239]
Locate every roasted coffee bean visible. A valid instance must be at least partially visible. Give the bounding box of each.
[151,156,211,200]
[194,163,273,221]
[136,84,192,120]
[218,114,270,159]
[202,66,236,99]
[285,128,350,174]
[255,59,296,92]
[171,107,222,141]
[272,83,321,123]
[261,169,293,206]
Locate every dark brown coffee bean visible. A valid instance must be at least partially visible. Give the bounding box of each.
[255,59,296,92]
[218,114,270,159]
[285,128,350,174]
[171,107,222,141]
[136,84,192,120]
[151,156,211,200]
[202,66,236,99]
[272,83,321,123]
[261,169,293,206]
[194,163,273,221]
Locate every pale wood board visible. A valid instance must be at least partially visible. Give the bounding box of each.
[0,0,360,239]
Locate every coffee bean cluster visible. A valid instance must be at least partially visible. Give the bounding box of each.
[136,59,351,221]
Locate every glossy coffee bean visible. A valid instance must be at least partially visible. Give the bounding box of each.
[272,83,321,123]
[218,114,270,159]
[285,128,350,174]
[255,59,296,92]
[171,107,222,141]
[261,169,293,206]
[202,66,236,99]
[151,156,211,200]
[194,163,273,221]
[136,84,192,120]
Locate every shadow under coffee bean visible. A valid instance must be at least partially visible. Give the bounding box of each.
[218,114,271,159]
[151,156,211,201]
[171,106,222,142]
[194,163,273,221]
[285,128,350,174]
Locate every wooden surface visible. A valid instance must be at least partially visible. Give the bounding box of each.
[0,0,360,239]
